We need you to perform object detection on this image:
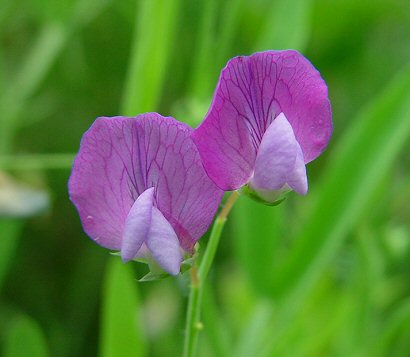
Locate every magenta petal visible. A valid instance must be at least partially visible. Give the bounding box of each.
[121,187,154,262]
[192,50,332,190]
[68,113,223,253]
[146,207,182,275]
[251,113,298,191]
[68,117,136,250]
[287,145,308,195]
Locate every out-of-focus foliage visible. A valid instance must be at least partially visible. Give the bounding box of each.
[100,258,146,357]
[0,0,409,356]
[3,315,49,357]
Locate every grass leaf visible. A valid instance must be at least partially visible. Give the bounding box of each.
[121,0,180,115]
[0,219,22,292]
[3,315,49,357]
[255,0,313,51]
[99,258,147,357]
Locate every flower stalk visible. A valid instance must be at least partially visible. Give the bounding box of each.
[183,191,239,357]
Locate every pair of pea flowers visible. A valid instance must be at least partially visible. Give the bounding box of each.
[69,50,332,275]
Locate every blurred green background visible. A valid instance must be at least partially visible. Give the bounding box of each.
[1,0,410,356]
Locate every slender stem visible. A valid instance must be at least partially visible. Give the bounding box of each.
[183,191,239,357]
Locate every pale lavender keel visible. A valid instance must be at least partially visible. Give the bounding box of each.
[147,207,182,275]
[121,187,182,275]
[250,113,307,196]
[121,187,154,263]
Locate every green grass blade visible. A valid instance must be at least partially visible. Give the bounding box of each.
[0,219,22,292]
[0,44,5,95]
[121,0,180,115]
[99,258,147,357]
[216,0,243,67]
[234,300,273,357]
[6,0,111,105]
[0,0,110,154]
[7,23,66,104]
[0,23,66,154]
[65,246,107,357]
[71,0,111,27]
[0,153,75,170]
[201,284,232,357]
[189,0,218,100]
[368,298,410,357]
[3,315,49,357]
[0,0,15,32]
[232,198,284,296]
[255,0,313,51]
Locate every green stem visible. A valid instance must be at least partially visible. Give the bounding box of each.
[183,191,239,357]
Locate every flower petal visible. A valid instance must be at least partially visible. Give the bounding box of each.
[192,50,332,190]
[146,206,182,275]
[251,113,298,191]
[68,113,223,252]
[287,145,308,195]
[121,187,154,262]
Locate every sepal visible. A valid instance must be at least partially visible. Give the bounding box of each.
[138,271,170,282]
[240,184,288,206]
[112,246,200,281]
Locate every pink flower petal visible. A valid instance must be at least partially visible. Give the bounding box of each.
[68,114,223,253]
[121,187,154,262]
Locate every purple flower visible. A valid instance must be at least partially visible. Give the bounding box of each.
[68,113,223,275]
[192,50,332,202]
